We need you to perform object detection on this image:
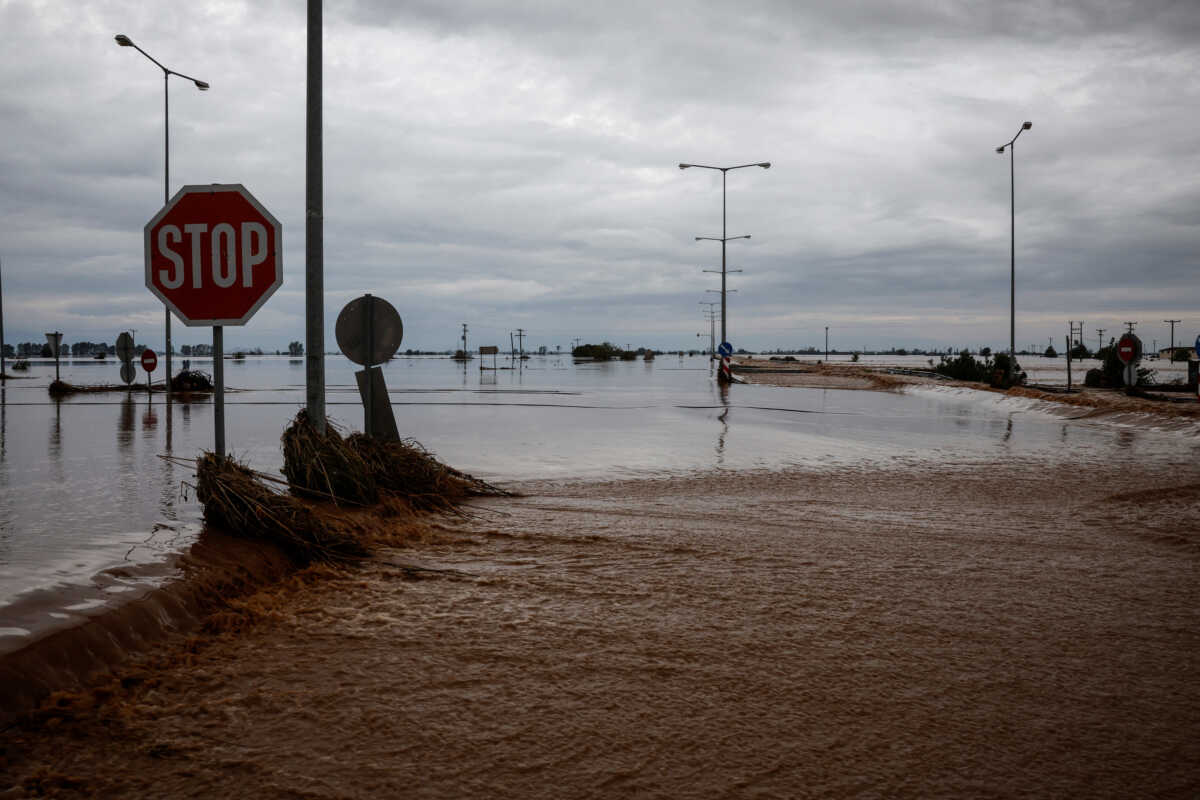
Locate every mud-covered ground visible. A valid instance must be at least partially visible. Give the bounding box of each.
[737,357,1200,420]
[4,457,1199,798]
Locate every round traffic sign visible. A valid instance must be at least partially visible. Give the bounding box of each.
[144,184,283,327]
[335,295,403,366]
[115,332,135,363]
[120,362,136,385]
[141,349,158,373]
[718,341,733,357]
[1116,333,1141,365]
[1195,334,1200,358]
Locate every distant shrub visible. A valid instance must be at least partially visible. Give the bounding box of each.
[934,351,992,382]
[572,342,621,360]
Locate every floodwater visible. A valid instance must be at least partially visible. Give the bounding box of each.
[0,353,1197,643]
[3,354,1200,797]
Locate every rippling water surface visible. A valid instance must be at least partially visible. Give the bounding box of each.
[0,353,1196,638]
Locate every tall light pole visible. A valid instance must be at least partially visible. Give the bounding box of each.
[680,162,770,346]
[996,122,1032,377]
[825,326,829,362]
[115,34,208,392]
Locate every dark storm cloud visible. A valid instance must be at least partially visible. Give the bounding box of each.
[0,0,1197,352]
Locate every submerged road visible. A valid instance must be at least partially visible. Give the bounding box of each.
[4,457,1199,798]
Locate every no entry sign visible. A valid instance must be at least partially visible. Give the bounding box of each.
[1116,333,1141,365]
[144,184,282,327]
[140,349,157,372]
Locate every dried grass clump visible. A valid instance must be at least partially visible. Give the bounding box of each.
[281,410,378,505]
[347,432,508,511]
[281,411,509,510]
[196,453,371,565]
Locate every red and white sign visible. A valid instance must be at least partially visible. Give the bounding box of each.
[144,184,282,326]
[1116,333,1140,365]
[140,349,158,373]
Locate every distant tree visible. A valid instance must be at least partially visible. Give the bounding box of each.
[1,344,12,358]
[979,347,992,357]
[1069,342,1090,360]
[181,345,193,356]
[1044,344,1058,358]
[288,340,304,356]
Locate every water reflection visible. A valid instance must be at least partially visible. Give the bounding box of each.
[49,400,63,484]
[715,382,730,466]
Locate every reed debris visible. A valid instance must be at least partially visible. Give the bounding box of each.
[281,411,509,510]
[196,453,371,565]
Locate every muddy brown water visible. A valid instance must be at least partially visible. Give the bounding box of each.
[4,459,1199,798]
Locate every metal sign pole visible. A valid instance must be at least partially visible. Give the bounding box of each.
[213,325,225,457]
[363,294,374,437]
[305,0,326,433]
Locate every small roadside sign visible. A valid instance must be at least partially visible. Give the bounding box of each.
[141,349,157,373]
[1194,334,1200,358]
[1116,333,1140,365]
[718,341,733,357]
[120,362,136,385]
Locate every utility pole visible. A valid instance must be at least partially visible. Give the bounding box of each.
[1124,321,1137,334]
[1165,319,1180,360]
[461,323,468,355]
[1096,328,1105,354]
[515,329,526,357]
[700,301,718,358]
[825,326,829,362]
[510,331,515,359]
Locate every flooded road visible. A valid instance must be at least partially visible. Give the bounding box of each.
[0,354,1198,647]
[4,457,1198,797]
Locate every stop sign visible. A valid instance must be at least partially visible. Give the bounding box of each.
[141,349,158,373]
[144,184,282,326]
[1116,333,1141,365]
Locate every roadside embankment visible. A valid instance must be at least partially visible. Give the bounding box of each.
[736,357,1200,421]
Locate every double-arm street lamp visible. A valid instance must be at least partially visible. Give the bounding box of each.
[115,34,209,390]
[680,162,769,345]
[995,121,1032,375]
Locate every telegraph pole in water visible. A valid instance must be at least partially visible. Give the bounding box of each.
[461,323,468,355]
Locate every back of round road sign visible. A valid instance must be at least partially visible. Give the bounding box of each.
[115,332,135,363]
[335,295,403,366]
[120,362,136,385]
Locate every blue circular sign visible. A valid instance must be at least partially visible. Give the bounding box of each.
[718,342,733,357]
[1195,334,1200,357]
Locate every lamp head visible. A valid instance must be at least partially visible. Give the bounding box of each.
[114,34,133,47]
[996,146,1005,154]
[679,163,692,170]
[195,80,210,90]
[1022,121,1032,130]
[758,162,771,169]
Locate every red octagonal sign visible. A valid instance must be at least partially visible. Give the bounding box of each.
[144,184,282,326]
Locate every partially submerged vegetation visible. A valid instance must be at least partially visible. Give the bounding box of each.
[171,369,214,392]
[933,351,1023,386]
[197,411,510,565]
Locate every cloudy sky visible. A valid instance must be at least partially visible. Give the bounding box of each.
[1,0,1197,353]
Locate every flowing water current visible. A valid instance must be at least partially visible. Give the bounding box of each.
[0,353,1196,644]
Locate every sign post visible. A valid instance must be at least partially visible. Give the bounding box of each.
[140,348,158,393]
[44,332,63,382]
[335,294,403,441]
[144,184,282,457]
[1116,332,1142,391]
[717,341,733,384]
[116,332,136,386]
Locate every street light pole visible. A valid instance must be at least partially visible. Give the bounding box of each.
[996,121,1032,378]
[115,34,209,392]
[680,162,769,346]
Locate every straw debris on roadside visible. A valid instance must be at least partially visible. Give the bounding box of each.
[195,412,510,564]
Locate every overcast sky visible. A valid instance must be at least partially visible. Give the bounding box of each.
[1,0,1197,353]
